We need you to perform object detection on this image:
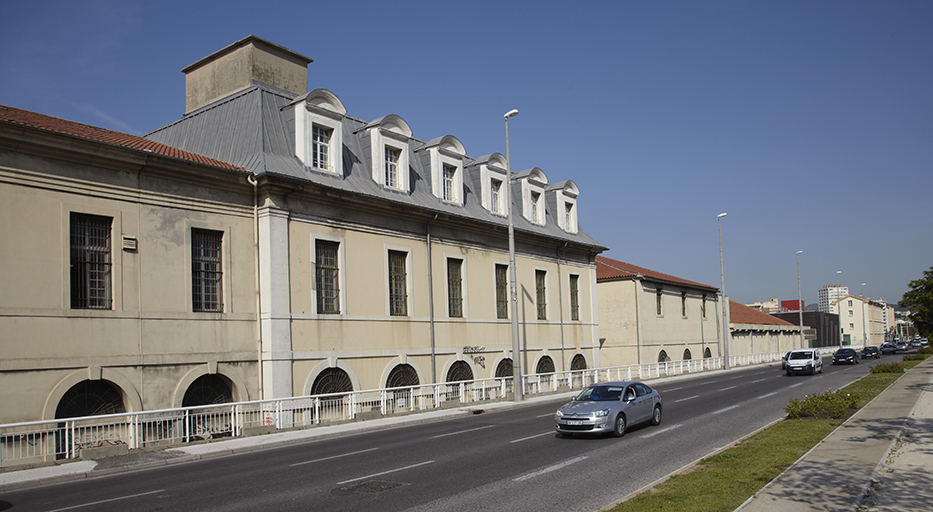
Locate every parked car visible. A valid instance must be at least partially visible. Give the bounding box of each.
[861,346,880,359]
[554,381,662,437]
[833,348,859,365]
[881,342,896,354]
[781,351,791,370]
[786,349,822,376]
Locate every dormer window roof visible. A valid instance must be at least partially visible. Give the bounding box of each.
[515,167,548,225]
[420,135,466,205]
[294,88,346,176]
[363,115,413,192]
[548,180,580,233]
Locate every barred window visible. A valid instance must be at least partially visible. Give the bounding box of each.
[70,213,112,309]
[192,229,223,312]
[311,125,332,170]
[448,258,463,317]
[535,270,547,320]
[385,147,400,188]
[496,264,509,319]
[569,274,580,321]
[316,240,340,314]
[389,250,408,316]
[443,165,456,202]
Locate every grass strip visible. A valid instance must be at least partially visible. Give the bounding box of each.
[610,357,925,512]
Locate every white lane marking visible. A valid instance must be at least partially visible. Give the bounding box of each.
[757,391,778,399]
[513,456,588,482]
[663,386,684,392]
[752,378,766,383]
[719,386,737,392]
[789,382,804,388]
[640,423,683,438]
[730,375,746,380]
[290,447,379,467]
[536,412,555,418]
[47,490,165,512]
[676,395,700,403]
[713,404,741,415]
[336,460,434,485]
[510,432,555,443]
[430,424,496,439]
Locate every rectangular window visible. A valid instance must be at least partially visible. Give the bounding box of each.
[447,258,463,317]
[682,292,687,317]
[443,165,456,202]
[70,213,112,309]
[569,274,580,321]
[491,179,502,214]
[311,125,332,170]
[536,270,547,320]
[388,250,408,316]
[849,310,854,317]
[656,288,663,315]
[702,295,707,318]
[848,300,853,306]
[496,264,509,319]
[316,240,340,314]
[565,203,573,229]
[385,147,400,188]
[531,192,541,223]
[192,229,223,312]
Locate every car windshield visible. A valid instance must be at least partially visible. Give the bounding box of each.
[789,351,813,360]
[837,349,855,355]
[574,385,624,401]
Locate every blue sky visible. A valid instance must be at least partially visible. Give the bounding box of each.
[2,0,931,307]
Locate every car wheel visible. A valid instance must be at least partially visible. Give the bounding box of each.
[786,369,791,376]
[650,404,662,426]
[612,414,627,437]
[810,366,815,375]
[819,366,823,374]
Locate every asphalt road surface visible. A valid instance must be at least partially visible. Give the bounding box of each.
[0,352,900,512]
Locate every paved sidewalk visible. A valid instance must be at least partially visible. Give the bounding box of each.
[736,357,933,512]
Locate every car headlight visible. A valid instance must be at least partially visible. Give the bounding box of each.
[594,409,610,418]
[555,409,564,418]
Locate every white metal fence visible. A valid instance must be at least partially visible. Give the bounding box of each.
[0,352,783,468]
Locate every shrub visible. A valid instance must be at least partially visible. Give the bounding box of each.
[785,389,860,419]
[870,362,904,373]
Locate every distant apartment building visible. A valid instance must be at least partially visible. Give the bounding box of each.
[819,285,848,313]
[746,298,782,313]
[830,295,889,346]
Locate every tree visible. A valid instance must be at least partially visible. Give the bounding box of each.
[899,266,933,338]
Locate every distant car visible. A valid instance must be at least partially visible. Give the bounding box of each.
[896,341,908,352]
[554,381,662,437]
[861,346,880,359]
[881,342,896,354]
[910,339,923,348]
[833,348,859,365]
[781,351,791,370]
[786,349,823,376]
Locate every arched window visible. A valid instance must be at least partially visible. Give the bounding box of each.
[536,356,555,374]
[658,350,671,363]
[56,380,125,419]
[683,349,692,361]
[495,358,513,378]
[571,354,587,370]
[183,375,233,407]
[447,361,474,382]
[387,364,420,388]
[704,347,712,358]
[311,367,353,395]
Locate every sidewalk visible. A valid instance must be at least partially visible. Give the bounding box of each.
[736,357,933,512]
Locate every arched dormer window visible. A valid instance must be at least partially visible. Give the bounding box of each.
[295,89,347,176]
[515,167,548,225]
[473,153,509,215]
[364,115,413,192]
[548,180,579,233]
[421,135,466,205]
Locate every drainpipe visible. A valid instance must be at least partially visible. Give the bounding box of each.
[426,214,439,384]
[248,174,263,398]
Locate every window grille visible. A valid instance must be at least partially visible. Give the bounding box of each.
[316,240,340,314]
[389,250,408,316]
[535,270,547,320]
[311,125,331,170]
[447,259,463,317]
[443,165,456,202]
[496,264,509,319]
[569,274,580,321]
[385,147,400,188]
[192,229,223,312]
[70,213,112,309]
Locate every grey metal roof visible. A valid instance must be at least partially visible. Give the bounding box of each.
[145,83,605,250]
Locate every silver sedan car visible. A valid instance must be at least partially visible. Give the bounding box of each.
[554,381,662,437]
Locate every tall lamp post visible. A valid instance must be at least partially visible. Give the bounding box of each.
[861,283,867,347]
[796,251,805,348]
[504,109,522,401]
[718,213,730,370]
[836,270,842,347]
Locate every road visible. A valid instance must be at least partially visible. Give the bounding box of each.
[0,352,898,512]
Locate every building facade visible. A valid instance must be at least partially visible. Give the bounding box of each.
[831,295,888,346]
[819,285,848,313]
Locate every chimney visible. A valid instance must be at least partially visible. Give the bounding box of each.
[181,35,313,114]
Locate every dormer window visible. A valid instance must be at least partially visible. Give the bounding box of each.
[564,203,573,227]
[531,192,542,223]
[443,165,457,202]
[473,153,509,215]
[491,179,503,214]
[365,115,413,192]
[516,167,549,226]
[549,180,580,233]
[422,135,466,205]
[295,89,346,176]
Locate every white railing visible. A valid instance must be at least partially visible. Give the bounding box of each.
[0,352,782,468]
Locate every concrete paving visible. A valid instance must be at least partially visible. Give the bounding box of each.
[736,356,933,512]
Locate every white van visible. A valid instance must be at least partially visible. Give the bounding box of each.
[785,348,822,376]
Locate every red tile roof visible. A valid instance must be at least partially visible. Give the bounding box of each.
[729,300,796,326]
[596,255,718,292]
[0,104,248,173]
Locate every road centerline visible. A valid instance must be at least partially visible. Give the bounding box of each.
[676,395,700,403]
[430,424,496,439]
[513,456,588,482]
[47,489,165,512]
[336,460,434,485]
[290,447,379,467]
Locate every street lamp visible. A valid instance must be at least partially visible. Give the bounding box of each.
[504,108,522,401]
[796,251,805,348]
[861,283,867,346]
[718,213,730,370]
[836,270,842,347]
